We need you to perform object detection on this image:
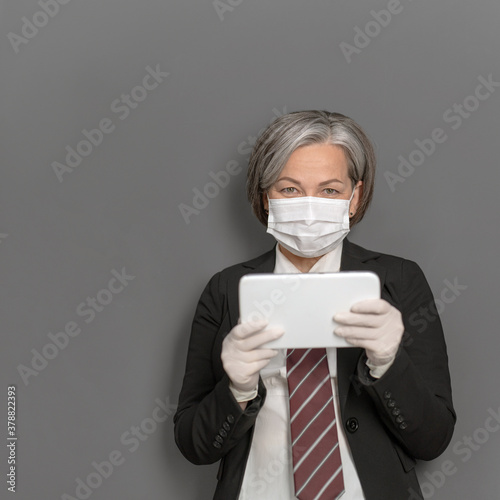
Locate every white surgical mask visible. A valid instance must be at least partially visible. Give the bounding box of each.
[266,188,355,258]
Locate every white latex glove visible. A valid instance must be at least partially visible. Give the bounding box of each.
[334,299,404,366]
[221,319,284,393]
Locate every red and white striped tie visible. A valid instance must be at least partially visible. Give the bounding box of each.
[287,348,344,500]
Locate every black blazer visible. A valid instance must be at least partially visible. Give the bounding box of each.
[174,239,456,500]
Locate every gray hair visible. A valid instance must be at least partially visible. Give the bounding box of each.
[246,110,376,226]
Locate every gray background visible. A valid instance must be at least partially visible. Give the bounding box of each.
[1,0,499,499]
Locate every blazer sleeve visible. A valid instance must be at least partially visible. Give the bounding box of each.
[357,258,456,461]
[173,271,266,465]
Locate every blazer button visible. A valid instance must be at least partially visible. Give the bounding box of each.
[215,435,224,444]
[223,422,230,431]
[383,391,392,400]
[227,414,235,424]
[399,422,408,430]
[392,408,401,416]
[219,429,227,438]
[213,441,222,449]
[346,418,359,433]
[387,399,396,408]
[396,415,405,424]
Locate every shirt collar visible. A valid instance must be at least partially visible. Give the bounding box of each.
[273,242,343,274]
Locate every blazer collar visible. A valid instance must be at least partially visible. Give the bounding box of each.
[340,238,386,279]
[239,239,386,276]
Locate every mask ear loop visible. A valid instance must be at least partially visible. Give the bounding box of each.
[349,184,357,216]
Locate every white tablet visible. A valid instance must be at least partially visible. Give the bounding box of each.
[238,272,380,348]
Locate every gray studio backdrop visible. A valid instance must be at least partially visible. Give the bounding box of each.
[1,0,499,499]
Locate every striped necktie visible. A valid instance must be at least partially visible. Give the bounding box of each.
[286,348,345,500]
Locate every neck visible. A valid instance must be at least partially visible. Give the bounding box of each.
[278,244,324,273]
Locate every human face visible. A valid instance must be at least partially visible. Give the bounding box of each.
[262,143,362,214]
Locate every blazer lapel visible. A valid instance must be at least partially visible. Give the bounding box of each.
[339,238,387,280]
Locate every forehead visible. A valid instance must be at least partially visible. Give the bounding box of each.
[279,143,349,179]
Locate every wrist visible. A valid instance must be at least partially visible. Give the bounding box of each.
[366,356,395,379]
[366,347,397,366]
[229,381,259,402]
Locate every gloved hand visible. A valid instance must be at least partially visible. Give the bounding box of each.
[334,299,404,366]
[221,319,284,393]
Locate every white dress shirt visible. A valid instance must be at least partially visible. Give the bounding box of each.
[238,243,366,500]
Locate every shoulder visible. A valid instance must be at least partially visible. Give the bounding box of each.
[220,247,276,277]
[342,239,428,289]
[343,239,418,269]
[194,248,275,320]
[202,247,276,295]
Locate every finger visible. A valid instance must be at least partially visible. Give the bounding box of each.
[349,299,391,315]
[233,319,269,339]
[335,325,380,341]
[246,357,278,375]
[243,348,280,363]
[239,327,284,351]
[340,336,378,349]
[334,312,380,328]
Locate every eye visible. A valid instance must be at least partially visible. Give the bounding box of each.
[281,187,298,194]
[323,188,339,195]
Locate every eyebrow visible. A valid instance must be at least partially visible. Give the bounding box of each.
[275,176,345,186]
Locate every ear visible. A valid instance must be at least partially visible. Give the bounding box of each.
[262,191,269,212]
[349,181,363,217]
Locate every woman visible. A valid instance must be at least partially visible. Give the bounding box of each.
[174,110,455,500]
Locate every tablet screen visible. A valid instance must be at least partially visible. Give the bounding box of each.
[238,272,380,348]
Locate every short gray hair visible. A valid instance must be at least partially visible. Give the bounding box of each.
[246,110,376,226]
